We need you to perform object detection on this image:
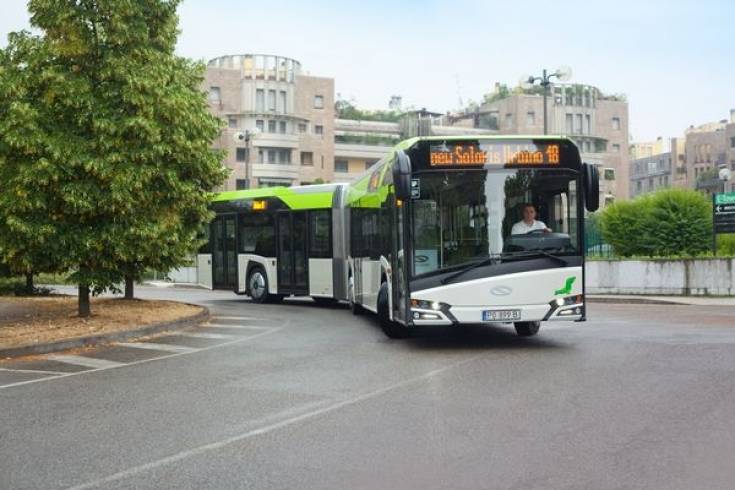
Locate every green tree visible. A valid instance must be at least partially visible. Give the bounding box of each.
[0,0,226,315]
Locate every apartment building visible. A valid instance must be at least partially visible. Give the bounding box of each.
[204,54,334,190]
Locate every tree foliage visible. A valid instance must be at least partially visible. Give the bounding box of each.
[0,0,227,314]
[334,98,403,122]
[599,188,712,257]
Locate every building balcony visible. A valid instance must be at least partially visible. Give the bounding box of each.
[253,133,300,148]
[251,163,300,182]
[335,142,393,160]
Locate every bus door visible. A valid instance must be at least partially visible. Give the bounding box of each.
[276,211,309,295]
[211,214,238,290]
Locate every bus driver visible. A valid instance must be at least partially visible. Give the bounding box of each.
[511,203,552,235]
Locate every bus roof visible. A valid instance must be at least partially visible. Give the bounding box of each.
[396,134,577,151]
[212,183,340,210]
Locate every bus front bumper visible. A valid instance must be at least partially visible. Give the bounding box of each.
[410,302,584,326]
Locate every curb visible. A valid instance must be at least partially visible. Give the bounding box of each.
[0,305,210,359]
[587,296,689,306]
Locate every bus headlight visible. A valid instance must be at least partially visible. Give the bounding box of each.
[411,299,450,311]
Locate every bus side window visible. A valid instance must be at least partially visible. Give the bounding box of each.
[309,210,332,258]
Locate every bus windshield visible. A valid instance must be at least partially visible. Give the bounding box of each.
[410,168,580,276]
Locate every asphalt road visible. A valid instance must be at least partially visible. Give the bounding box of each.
[2,287,735,489]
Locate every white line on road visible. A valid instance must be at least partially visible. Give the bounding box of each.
[116,342,197,353]
[48,355,125,369]
[0,327,282,391]
[204,323,271,330]
[65,354,484,490]
[176,332,236,340]
[0,367,64,376]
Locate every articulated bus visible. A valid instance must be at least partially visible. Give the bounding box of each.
[197,135,600,338]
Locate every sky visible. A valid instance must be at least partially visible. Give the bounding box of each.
[1,0,733,141]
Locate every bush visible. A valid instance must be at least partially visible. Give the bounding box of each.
[600,188,712,257]
[718,234,735,256]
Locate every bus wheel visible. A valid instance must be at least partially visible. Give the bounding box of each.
[514,321,540,337]
[248,267,270,304]
[378,283,409,339]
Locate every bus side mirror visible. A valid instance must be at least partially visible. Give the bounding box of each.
[583,163,599,212]
[393,150,411,201]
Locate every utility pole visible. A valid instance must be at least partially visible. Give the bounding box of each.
[521,67,572,134]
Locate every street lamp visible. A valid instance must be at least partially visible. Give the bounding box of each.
[520,66,572,134]
[233,128,260,188]
[719,167,732,193]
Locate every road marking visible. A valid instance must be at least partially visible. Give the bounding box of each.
[0,327,282,391]
[0,367,63,376]
[210,316,259,321]
[116,342,197,353]
[48,355,125,369]
[66,354,484,490]
[205,323,271,330]
[176,332,236,340]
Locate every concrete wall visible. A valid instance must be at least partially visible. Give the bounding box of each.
[586,259,735,296]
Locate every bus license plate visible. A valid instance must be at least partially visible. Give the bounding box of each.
[482,309,521,321]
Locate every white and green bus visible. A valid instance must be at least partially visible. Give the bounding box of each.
[198,135,600,338]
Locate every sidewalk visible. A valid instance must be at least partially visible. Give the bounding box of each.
[588,294,735,306]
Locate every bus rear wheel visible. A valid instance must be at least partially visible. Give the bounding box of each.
[248,267,271,304]
[378,283,409,339]
[514,321,540,337]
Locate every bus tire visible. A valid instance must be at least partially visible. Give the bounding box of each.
[247,267,270,304]
[514,321,540,337]
[378,282,409,339]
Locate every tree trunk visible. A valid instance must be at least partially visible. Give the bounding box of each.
[124,274,134,300]
[79,284,91,317]
[25,273,34,294]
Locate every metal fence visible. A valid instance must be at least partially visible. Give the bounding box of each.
[584,219,613,258]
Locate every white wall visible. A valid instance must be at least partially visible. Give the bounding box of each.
[586,259,735,296]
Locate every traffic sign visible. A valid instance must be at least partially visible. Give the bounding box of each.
[713,192,735,235]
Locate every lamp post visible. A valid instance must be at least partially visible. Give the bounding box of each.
[234,128,260,189]
[520,66,572,134]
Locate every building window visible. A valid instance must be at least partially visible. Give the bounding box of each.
[235,179,249,190]
[612,144,620,152]
[228,117,238,128]
[300,151,313,166]
[298,123,307,133]
[256,119,264,132]
[315,124,324,136]
[258,148,289,164]
[268,120,276,133]
[335,159,348,173]
[574,114,583,134]
[603,168,615,180]
[565,113,573,134]
[268,90,276,111]
[314,95,324,109]
[731,137,735,148]
[279,91,287,114]
[604,196,615,206]
[208,86,221,104]
[365,161,374,170]
[255,89,264,112]
[584,114,591,135]
[636,181,642,193]
[612,117,621,130]
[526,112,535,125]
[279,121,287,134]
[236,147,248,162]
[505,113,513,128]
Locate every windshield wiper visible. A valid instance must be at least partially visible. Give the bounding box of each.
[440,256,500,285]
[501,250,569,266]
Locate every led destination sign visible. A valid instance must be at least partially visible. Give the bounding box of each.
[429,142,561,167]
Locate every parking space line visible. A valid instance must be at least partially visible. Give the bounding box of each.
[177,332,236,340]
[205,323,271,330]
[0,367,63,376]
[48,355,126,369]
[116,342,198,353]
[0,327,282,391]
